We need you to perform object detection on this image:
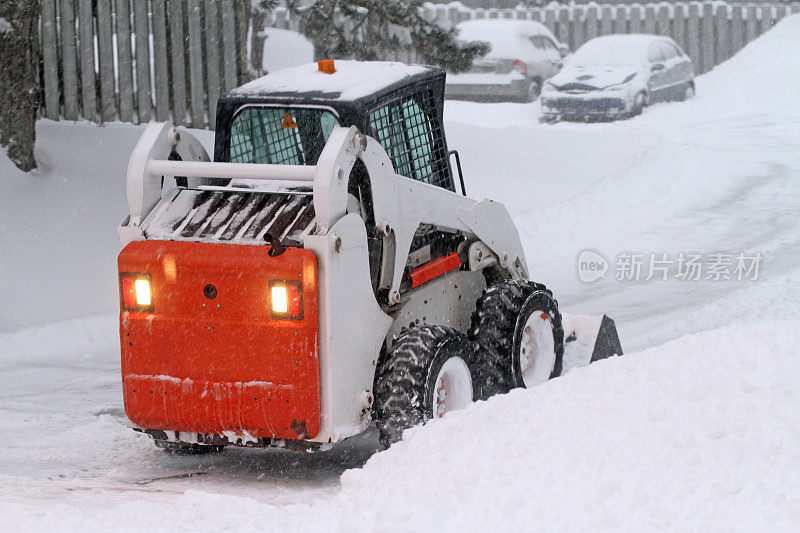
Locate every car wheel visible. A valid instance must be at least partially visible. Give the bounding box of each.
[680,83,695,101]
[526,79,541,102]
[632,92,647,116]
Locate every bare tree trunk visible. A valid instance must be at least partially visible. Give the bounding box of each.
[0,0,40,172]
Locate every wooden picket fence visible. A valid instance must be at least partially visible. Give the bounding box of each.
[39,1,800,127]
[39,0,252,128]
[419,1,800,74]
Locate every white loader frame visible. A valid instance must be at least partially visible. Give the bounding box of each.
[120,121,530,443]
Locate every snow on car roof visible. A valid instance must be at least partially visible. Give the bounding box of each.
[456,19,560,62]
[231,60,434,101]
[260,27,314,73]
[568,34,671,67]
[456,19,556,40]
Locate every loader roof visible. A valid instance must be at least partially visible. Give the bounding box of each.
[231,60,440,102]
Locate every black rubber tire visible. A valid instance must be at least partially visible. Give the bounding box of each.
[678,82,695,102]
[469,280,564,400]
[632,92,647,116]
[375,325,476,447]
[154,440,225,455]
[526,78,542,102]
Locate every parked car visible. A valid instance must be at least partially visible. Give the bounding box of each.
[446,19,570,102]
[540,34,695,121]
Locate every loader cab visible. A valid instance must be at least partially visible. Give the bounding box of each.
[212,61,461,300]
[213,60,456,192]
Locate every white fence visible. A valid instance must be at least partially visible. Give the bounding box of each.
[266,2,800,75]
[39,1,800,127]
[39,0,251,128]
[417,1,800,74]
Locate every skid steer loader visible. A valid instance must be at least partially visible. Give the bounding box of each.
[118,60,622,452]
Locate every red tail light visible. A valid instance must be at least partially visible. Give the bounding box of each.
[269,281,303,320]
[513,59,527,77]
[120,273,154,311]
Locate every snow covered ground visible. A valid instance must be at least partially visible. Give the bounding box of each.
[1,15,799,531]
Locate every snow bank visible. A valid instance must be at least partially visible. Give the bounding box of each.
[3,322,798,530]
[0,121,214,332]
[693,13,800,114]
[340,322,800,530]
[0,314,117,364]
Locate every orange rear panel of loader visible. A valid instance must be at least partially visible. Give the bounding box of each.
[118,240,320,440]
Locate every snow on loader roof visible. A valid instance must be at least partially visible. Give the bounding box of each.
[232,60,435,101]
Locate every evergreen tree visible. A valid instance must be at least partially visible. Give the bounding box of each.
[284,0,489,72]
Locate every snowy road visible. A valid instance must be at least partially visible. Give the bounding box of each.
[1,16,799,530]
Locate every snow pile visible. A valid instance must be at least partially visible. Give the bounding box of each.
[694,13,800,115]
[3,322,799,530]
[0,315,116,364]
[0,122,213,332]
[341,322,800,530]
[0,121,139,331]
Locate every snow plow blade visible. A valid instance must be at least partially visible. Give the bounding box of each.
[562,314,623,367]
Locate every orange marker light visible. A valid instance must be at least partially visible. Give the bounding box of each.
[318,59,336,74]
[281,111,297,129]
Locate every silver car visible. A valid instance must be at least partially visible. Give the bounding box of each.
[540,34,695,121]
[446,19,570,102]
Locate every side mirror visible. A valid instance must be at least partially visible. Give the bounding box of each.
[558,44,570,58]
[651,63,665,72]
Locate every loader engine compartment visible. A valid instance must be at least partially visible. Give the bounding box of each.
[142,189,316,247]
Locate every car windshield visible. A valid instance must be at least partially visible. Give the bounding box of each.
[567,37,650,68]
[229,107,339,166]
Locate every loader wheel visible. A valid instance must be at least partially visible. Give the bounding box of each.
[470,280,564,400]
[375,325,476,447]
[154,440,225,455]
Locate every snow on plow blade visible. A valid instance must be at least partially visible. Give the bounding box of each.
[562,314,623,367]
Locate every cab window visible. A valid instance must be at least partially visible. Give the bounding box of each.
[229,107,340,165]
[369,90,453,191]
